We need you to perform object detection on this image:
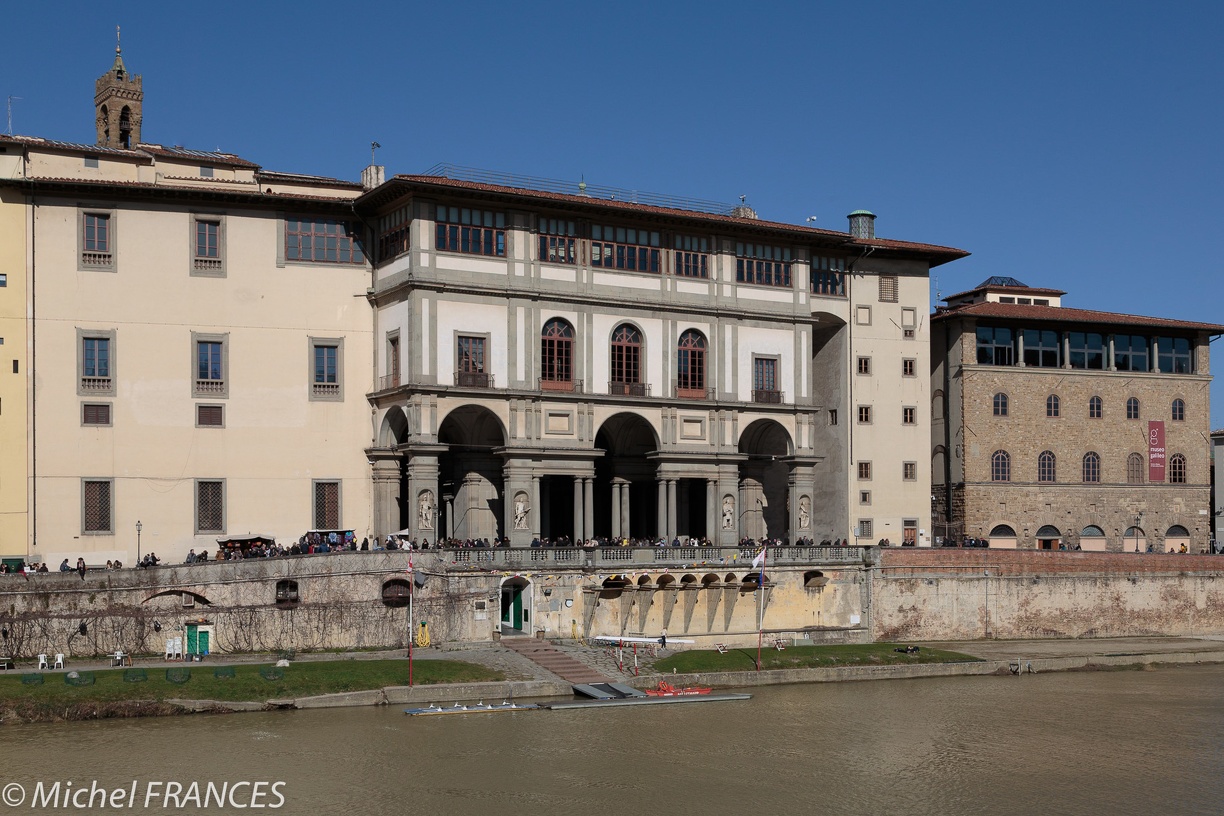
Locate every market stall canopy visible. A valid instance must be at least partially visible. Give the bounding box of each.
[216,534,276,547]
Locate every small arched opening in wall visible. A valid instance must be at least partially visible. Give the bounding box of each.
[989,524,1018,550]
[600,575,629,600]
[275,579,300,609]
[700,572,720,587]
[804,570,828,589]
[381,578,412,608]
[740,571,763,592]
[1035,525,1062,551]
[1166,525,1191,553]
[499,576,532,635]
[679,574,697,588]
[656,574,676,589]
[724,573,738,585]
[1079,525,1107,552]
[142,589,212,608]
[636,574,653,587]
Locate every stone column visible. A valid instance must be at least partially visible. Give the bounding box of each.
[657,479,667,540]
[583,477,594,544]
[406,453,440,542]
[620,482,631,541]
[1151,337,1159,373]
[503,475,514,543]
[1016,331,1025,366]
[531,476,541,538]
[611,481,622,539]
[1062,331,1071,369]
[369,453,403,543]
[706,479,717,543]
[443,494,454,541]
[667,479,678,541]
[1108,334,1116,370]
[573,477,583,544]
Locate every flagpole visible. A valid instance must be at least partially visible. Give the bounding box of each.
[756,542,766,671]
[408,560,415,687]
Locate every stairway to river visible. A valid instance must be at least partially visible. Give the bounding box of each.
[500,637,611,684]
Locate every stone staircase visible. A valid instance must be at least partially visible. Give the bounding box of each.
[500,637,610,684]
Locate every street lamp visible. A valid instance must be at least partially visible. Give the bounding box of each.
[136,519,142,563]
[1134,512,1143,553]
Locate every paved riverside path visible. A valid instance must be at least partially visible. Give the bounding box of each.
[500,637,612,684]
[923,635,1224,662]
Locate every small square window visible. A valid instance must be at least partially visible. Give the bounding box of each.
[858,405,872,424]
[855,305,871,326]
[200,166,214,178]
[902,358,916,377]
[903,462,917,481]
[82,403,112,426]
[859,491,871,505]
[196,404,224,427]
[857,357,871,376]
[858,519,874,538]
[84,155,100,169]
[903,406,917,425]
[857,461,872,480]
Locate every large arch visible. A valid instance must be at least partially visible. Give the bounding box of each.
[377,406,410,447]
[594,412,660,541]
[738,419,793,541]
[438,405,507,541]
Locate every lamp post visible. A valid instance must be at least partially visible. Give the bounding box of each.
[136,520,142,564]
[1134,512,1143,553]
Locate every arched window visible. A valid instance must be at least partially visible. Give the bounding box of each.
[676,330,707,397]
[1038,451,1056,483]
[990,524,1016,537]
[540,319,574,388]
[1172,398,1185,421]
[1046,394,1060,418]
[991,450,1011,482]
[1167,525,1189,537]
[1127,452,1144,484]
[1082,452,1101,483]
[1089,396,1103,419]
[1169,453,1187,484]
[993,392,1009,417]
[1081,525,1105,537]
[1126,397,1140,420]
[609,324,642,394]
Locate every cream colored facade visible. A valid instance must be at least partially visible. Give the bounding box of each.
[0,169,28,560]
[0,136,374,566]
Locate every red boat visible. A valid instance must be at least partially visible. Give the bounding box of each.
[644,681,712,697]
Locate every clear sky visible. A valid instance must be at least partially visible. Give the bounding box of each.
[5,0,1222,427]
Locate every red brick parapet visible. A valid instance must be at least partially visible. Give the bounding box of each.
[878,548,1224,577]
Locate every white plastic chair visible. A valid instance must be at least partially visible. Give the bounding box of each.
[172,638,183,660]
[165,639,174,660]
[37,654,48,670]
[53,654,64,669]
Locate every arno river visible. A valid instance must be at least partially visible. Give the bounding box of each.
[4,665,1223,815]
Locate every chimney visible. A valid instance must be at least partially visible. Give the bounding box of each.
[362,164,385,191]
[847,210,876,239]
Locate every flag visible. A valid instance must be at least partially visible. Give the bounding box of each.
[752,546,766,570]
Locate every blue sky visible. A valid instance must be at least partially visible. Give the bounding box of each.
[6,1,1223,427]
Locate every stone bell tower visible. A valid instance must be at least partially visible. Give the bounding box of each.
[95,27,142,149]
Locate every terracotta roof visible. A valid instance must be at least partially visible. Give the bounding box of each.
[136,143,260,168]
[933,300,1224,333]
[360,175,970,265]
[0,134,151,159]
[945,283,1067,301]
[0,175,358,205]
[259,170,363,188]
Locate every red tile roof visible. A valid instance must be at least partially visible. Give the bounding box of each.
[933,300,1224,333]
[945,283,1067,301]
[360,175,970,265]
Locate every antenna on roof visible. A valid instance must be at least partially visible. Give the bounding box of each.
[371,141,381,165]
[6,96,20,135]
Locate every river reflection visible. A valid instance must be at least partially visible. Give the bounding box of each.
[4,664,1223,815]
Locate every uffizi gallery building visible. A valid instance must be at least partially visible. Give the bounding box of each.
[0,51,1216,567]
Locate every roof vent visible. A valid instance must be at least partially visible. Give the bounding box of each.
[847,210,876,239]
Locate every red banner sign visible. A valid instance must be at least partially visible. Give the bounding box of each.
[1148,420,1166,482]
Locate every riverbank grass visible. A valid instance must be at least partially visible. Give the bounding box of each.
[0,658,502,709]
[654,643,981,673]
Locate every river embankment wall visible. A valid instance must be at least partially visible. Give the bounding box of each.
[873,549,1224,640]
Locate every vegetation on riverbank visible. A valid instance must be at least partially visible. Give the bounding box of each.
[0,659,502,723]
[654,643,981,673]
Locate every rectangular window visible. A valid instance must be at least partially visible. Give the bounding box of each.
[1113,334,1149,372]
[860,491,871,505]
[81,335,112,394]
[196,480,225,534]
[998,296,1015,304]
[673,234,709,278]
[436,206,505,257]
[828,409,837,426]
[856,305,871,326]
[903,358,916,377]
[82,403,112,426]
[857,357,871,376]
[0,273,6,286]
[538,218,577,265]
[752,357,780,403]
[736,242,791,287]
[84,155,100,169]
[456,335,490,387]
[196,404,224,427]
[386,334,401,389]
[858,461,872,480]
[313,480,340,529]
[976,326,1014,366]
[878,275,899,303]
[858,519,874,538]
[858,405,872,424]
[903,462,917,481]
[81,211,113,268]
[1068,332,1105,370]
[592,224,661,273]
[83,479,113,534]
[903,406,917,425]
[192,333,228,398]
[310,339,343,400]
[1157,337,1193,374]
[190,217,224,275]
[286,217,365,264]
[377,205,411,263]
[1023,329,1060,368]
[811,256,846,296]
[200,166,214,178]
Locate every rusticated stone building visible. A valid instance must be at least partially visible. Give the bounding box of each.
[932,277,1224,551]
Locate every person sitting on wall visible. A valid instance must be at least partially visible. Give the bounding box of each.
[185,549,197,564]
[76,557,87,579]
[59,558,71,572]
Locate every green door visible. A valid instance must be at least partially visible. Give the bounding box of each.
[186,624,199,654]
[198,630,210,655]
[501,584,525,631]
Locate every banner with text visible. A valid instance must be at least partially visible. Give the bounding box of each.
[1148,420,1166,482]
